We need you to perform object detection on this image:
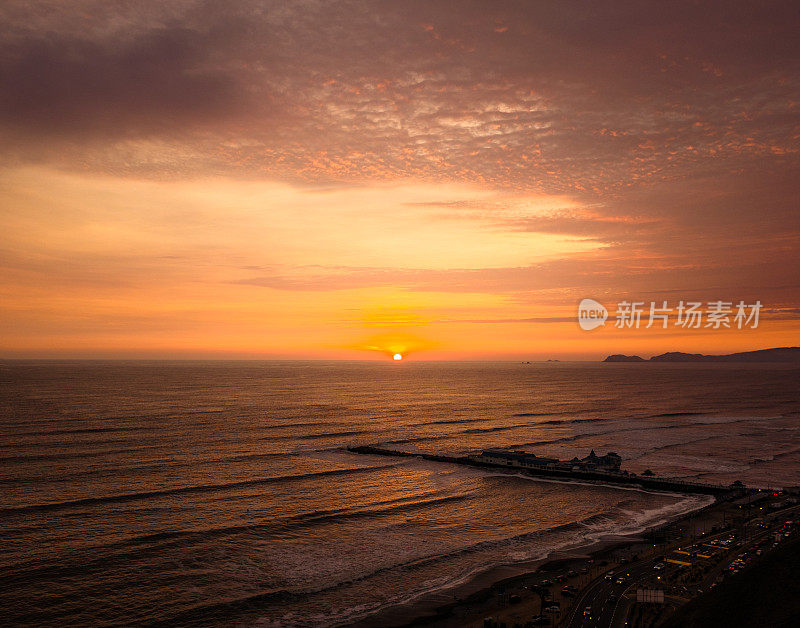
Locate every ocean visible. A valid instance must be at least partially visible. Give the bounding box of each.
[1,360,799,626]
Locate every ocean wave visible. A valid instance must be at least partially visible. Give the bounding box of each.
[513,412,559,417]
[627,434,721,458]
[415,418,480,426]
[481,469,710,502]
[0,445,167,464]
[0,449,298,472]
[748,447,800,466]
[150,519,580,626]
[463,424,529,434]
[259,421,339,430]
[515,415,770,450]
[260,430,370,442]
[1,426,146,438]
[0,467,717,628]
[329,495,712,626]
[0,492,470,586]
[222,451,301,462]
[0,464,398,515]
[612,495,715,536]
[0,451,304,485]
[646,411,708,418]
[382,434,455,445]
[147,587,305,626]
[539,417,609,425]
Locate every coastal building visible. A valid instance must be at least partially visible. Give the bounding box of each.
[474,449,560,469]
[575,449,622,471]
[474,448,623,473]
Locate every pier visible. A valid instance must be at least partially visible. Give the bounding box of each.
[347,445,740,497]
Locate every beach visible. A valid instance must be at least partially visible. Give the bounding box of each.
[348,483,726,627]
[376,493,800,628]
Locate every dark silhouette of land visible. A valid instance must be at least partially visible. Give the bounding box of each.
[604,354,646,362]
[603,346,800,363]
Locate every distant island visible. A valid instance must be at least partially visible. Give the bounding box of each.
[604,354,646,362]
[603,347,800,363]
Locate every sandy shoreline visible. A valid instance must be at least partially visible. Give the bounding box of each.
[345,490,724,628]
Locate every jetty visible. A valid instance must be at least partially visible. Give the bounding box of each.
[347,445,742,497]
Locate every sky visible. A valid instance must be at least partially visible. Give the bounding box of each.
[1,0,799,360]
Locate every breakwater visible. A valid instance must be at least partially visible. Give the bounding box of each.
[347,445,739,497]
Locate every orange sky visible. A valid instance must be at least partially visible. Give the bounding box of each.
[1,1,799,359]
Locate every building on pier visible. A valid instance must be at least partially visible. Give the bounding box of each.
[474,448,622,473]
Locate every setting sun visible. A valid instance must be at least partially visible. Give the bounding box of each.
[2,4,799,628]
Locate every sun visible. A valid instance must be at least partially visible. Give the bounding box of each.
[393,353,402,360]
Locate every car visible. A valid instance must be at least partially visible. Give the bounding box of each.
[616,576,626,584]
[583,606,592,617]
[653,562,665,570]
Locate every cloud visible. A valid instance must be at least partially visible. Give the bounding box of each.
[503,212,658,240]
[0,0,796,190]
[1,2,799,356]
[0,24,248,140]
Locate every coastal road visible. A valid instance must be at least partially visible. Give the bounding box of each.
[564,504,800,628]
[564,559,667,628]
[563,520,745,628]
